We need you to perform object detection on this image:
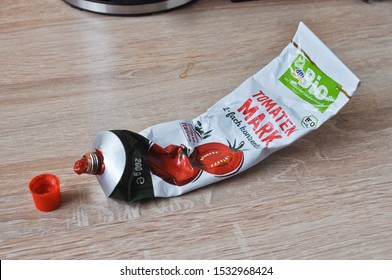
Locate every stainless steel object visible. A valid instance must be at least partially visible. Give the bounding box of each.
[62,0,195,15]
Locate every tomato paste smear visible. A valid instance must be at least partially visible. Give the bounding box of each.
[74,156,88,175]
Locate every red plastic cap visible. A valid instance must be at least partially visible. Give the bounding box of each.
[29,174,61,212]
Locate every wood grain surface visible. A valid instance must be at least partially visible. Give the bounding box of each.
[1,0,392,259]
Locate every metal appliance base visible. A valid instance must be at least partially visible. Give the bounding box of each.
[62,0,195,15]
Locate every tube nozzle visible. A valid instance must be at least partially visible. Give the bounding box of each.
[74,150,105,175]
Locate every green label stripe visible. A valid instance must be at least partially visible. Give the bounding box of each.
[279,54,341,113]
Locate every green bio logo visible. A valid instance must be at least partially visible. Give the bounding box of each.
[279,54,341,113]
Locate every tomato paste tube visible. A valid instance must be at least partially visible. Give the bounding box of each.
[74,22,360,202]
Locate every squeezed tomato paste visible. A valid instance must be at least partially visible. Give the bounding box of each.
[74,22,360,202]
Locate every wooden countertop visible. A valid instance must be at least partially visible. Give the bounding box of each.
[1,0,391,259]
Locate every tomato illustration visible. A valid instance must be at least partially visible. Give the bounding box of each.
[190,140,244,176]
[148,143,202,186]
